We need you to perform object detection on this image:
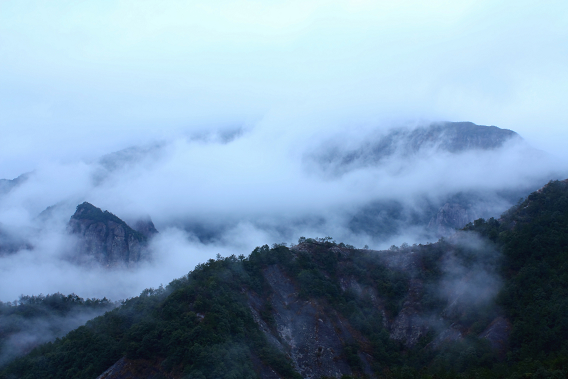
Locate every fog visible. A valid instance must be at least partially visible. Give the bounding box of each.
[0,123,563,301]
[1,1,567,302]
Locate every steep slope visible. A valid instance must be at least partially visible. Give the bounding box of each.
[0,238,505,378]
[465,179,568,370]
[68,202,156,266]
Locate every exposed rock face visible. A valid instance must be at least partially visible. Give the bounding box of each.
[428,202,477,237]
[96,357,173,379]
[259,265,362,378]
[480,316,512,354]
[68,202,152,266]
[132,218,159,239]
[389,279,429,347]
[245,244,511,377]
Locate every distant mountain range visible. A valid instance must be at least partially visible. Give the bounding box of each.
[0,121,552,259]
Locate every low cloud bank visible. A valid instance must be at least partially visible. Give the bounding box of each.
[0,121,565,301]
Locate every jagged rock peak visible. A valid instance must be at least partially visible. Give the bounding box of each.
[68,202,152,267]
[72,202,129,225]
[132,218,158,239]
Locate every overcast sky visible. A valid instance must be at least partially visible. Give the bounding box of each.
[1,0,568,300]
[1,0,568,178]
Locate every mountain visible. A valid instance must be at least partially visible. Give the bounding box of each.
[310,121,541,239]
[309,121,522,176]
[0,173,29,197]
[4,180,568,378]
[0,225,32,256]
[68,202,157,267]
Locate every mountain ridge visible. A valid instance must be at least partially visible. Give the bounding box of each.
[7,180,568,377]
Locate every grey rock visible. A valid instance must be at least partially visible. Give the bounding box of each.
[132,218,159,239]
[480,316,511,354]
[96,357,171,379]
[68,202,151,267]
[389,279,429,347]
[428,203,477,237]
[262,265,354,379]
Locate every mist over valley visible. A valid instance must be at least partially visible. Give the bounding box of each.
[0,121,561,302]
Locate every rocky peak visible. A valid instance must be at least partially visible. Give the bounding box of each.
[132,218,158,239]
[68,202,155,267]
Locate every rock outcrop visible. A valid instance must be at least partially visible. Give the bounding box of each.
[96,357,172,379]
[258,265,364,378]
[428,202,477,237]
[132,218,159,239]
[68,202,155,266]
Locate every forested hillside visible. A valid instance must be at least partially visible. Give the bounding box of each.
[2,180,568,379]
[0,294,114,366]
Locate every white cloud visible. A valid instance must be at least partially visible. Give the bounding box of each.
[0,0,567,300]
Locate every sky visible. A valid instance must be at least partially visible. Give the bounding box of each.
[1,0,568,178]
[0,0,567,301]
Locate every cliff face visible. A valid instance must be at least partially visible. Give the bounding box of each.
[254,265,364,378]
[428,202,477,237]
[68,202,156,266]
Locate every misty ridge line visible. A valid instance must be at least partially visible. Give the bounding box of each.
[0,121,564,304]
[0,176,561,370]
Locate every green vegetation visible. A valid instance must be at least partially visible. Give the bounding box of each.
[394,180,568,378]
[463,180,568,378]
[0,256,300,379]
[3,181,568,378]
[0,293,114,366]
